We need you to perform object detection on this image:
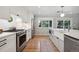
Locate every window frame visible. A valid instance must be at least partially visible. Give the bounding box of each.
[56,18,72,29]
[38,20,52,28]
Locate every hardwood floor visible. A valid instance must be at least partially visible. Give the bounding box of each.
[23,35,59,52]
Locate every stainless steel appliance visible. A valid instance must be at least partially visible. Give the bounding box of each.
[4,29,27,52]
[16,30,26,52]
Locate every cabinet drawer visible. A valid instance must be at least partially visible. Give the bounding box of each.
[0,34,16,52]
[26,29,31,42]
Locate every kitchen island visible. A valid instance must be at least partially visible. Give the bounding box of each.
[64,30,79,40]
[64,30,79,52]
[49,28,79,52]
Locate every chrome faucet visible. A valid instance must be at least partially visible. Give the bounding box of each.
[68,26,71,32]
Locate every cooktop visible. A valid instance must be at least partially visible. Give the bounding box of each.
[4,29,24,32]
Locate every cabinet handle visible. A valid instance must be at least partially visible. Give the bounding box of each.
[0,39,7,43]
[74,44,79,47]
[0,42,7,47]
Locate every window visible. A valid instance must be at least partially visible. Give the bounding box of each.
[39,20,52,27]
[64,20,70,29]
[57,20,70,29]
[57,20,63,28]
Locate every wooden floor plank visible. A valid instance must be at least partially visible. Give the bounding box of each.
[23,35,59,52]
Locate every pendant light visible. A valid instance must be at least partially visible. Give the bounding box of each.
[60,6,65,17]
[8,8,13,22]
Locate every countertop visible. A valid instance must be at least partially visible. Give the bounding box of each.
[50,28,79,40]
[64,30,79,39]
[0,27,31,39]
[50,29,64,41]
[0,32,16,39]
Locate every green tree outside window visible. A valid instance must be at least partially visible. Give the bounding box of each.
[39,20,52,27]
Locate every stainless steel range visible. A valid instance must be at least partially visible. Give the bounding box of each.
[4,29,27,52]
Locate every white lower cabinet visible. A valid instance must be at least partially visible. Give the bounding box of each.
[49,34,64,52]
[0,34,16,52]
[26,29,31,42]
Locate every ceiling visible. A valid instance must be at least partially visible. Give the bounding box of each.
[23,6,79,17]
[0,6,79,17]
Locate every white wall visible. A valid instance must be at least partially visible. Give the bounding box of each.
[52,14,79,29]
[0,7,34,30]
[0,6,34,23]
[71,14,79,29]
[53,17,73,29]
[65,14,79,29]
[34,16,53,35]
[0,15,23,30]
[0,19,9,31]
[0,7,9,19]
[34,14,79,35]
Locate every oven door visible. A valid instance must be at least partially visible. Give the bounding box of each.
[17,32,26,52]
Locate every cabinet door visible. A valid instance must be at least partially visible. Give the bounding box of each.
[26,29,31,42]
[64,35,74,52]
[6,34,16,52]
[26,30,29,42]
[58,38,64,52]
[29,29,31,39]
[64,35,79,52]
[49,34,59,50]
[0,34,16,52]
[70,38,79,52]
